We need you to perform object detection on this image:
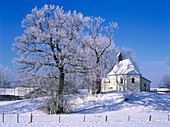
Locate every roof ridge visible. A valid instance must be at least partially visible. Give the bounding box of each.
[108,58,140,75]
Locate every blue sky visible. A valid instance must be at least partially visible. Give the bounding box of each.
[0,0,170,87]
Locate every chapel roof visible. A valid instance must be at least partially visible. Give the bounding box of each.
[108,59,140,75]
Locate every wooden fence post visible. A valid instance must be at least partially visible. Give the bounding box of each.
[83,116,85,122]
[149,115,151,121]
[2,113,4,123]
[17,113,19,123]
[59,115,61,122]
[105,116,108,122]
[30,113,33,123]
[128,115,130,121]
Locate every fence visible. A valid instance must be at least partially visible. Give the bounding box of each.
[1,113,170,123]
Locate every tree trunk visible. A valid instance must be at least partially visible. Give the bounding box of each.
[88,80,90,92]
[92,85,95,95]
[95,57,101,94]
[95,73,101,94]
[87,73,90,92]
[91,80,95,95]
[58,66,64,113]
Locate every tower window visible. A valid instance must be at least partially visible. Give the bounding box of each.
[144,84,146,87]
[132,77,135,83]
[120,77,123,84]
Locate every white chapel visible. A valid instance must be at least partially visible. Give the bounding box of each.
[101,53,151,92]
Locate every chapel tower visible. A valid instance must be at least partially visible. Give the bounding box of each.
[117,52,122,64]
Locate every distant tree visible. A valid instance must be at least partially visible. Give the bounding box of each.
[83,17,118,94]
[0,65,15,95]
[0,65,13,87]
[160,74,170,88]
[167,59,170,66]
[0,66,2,86]
[159,59,170,89]
[13,5,89,113]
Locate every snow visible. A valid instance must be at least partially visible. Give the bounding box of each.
[117,52,121,57]
[108,59,140,75]
[151,88,170,92]
[0,91,170,126]
[0,114,169,127]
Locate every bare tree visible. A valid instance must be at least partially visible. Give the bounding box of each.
[83,17,118,94]
[160,74,170,88]
[159,59,170,89]
[13,5,89,113]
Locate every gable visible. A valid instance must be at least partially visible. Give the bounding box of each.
[108,59,140,75]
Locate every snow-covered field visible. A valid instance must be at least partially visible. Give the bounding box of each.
[0,91,170,127]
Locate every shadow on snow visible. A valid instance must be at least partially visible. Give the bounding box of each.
[72,91,170,114]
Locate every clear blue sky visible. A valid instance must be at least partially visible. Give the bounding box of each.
[0,0,170,87]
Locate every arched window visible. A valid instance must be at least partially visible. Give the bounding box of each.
[132,77,135,83]
[120,77,123,84]
[144,84,146,91]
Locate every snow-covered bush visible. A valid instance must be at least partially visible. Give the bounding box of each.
[40,95,74,114]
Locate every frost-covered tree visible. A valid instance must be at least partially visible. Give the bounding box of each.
[0,65,15,95]
[167,59,170,66]
[13,5,89,113]
[0,66,2,86]
[0,65,13,87]
[83,17,118,94]
[160,74,170,88]
[159,59,170,89]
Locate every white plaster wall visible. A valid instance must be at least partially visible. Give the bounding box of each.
[102,74,141,92]
[108,75,117,90]
[126,75,141,91]
[140,78,151,91]
[101,75,117,92]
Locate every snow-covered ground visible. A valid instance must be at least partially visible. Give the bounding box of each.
[0,91,169,127]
